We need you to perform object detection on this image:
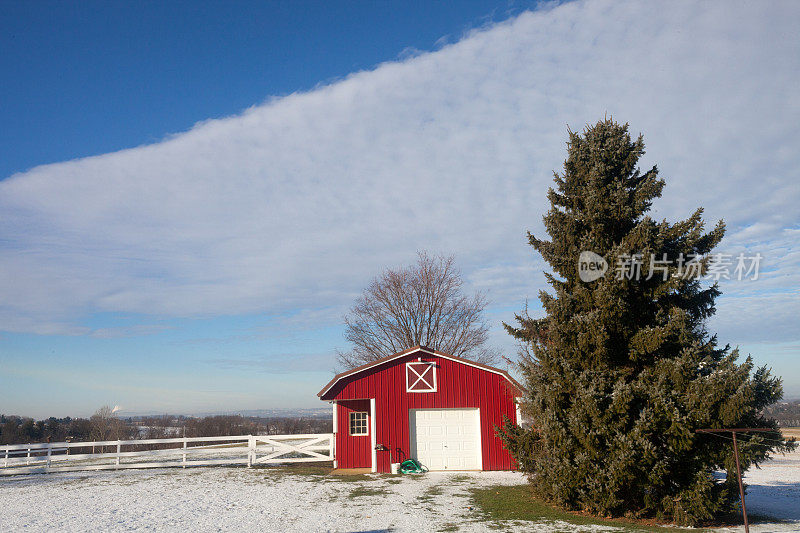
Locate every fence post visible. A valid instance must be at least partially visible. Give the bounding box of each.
[46,443,53,472]
[27,447,31,465]
[3,446,8,467]
[182,437,187,468]
[247,436,255,467]
[116,441,121,468]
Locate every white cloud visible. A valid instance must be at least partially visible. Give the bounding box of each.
[1,0,799,351]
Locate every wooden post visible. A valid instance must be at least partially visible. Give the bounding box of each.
[695,427,775,533]
[46,443,52,472]
[3,446,8,468]
[732,432,749,533]
[116,441,122,468]
[247,436,255,467]
[182,437,188,468]
[26,447,31,466]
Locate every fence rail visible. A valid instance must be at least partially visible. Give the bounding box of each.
[0,433,333,476]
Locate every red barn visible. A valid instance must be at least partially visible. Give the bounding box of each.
[318,345,523,473]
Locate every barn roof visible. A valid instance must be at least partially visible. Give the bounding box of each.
[317,345,524,398]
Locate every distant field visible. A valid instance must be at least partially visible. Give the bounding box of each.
[782,427,800,440]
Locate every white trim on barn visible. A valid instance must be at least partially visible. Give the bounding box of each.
[331,401,338,469]
[370,398,377,473]
[476,408,484,470]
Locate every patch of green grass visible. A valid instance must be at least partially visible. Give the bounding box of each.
[470,485,703,532]
[56,475,107,488]
[349,485,390,498]
[327,474,375,482]
[417,484,445,503]
[256,462,372,482]
[437,523,460,532]
[252,462,333,476]
[449,474,470,483]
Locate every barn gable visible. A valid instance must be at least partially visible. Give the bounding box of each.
[318,345,523,400]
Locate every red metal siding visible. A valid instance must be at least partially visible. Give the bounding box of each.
[335,399,372,468]
[324,354,518,473]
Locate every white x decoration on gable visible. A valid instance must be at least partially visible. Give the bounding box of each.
[406,361,437,393]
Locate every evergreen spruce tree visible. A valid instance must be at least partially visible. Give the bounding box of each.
[500,119,794,526]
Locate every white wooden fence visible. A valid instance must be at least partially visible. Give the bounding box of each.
[0,434,333,476]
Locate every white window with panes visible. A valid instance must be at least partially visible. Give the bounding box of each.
[349,411,368,436]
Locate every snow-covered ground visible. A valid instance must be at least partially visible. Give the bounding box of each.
[729,449,800,532]
[1,450,798,532]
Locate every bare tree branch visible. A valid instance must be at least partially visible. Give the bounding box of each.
[337,252,500,369]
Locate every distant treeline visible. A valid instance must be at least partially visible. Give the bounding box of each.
[763,400,800,428]
[3,400,796,446]
[1,415,102,445]
[135,414,332,439]
[0,412,332,445]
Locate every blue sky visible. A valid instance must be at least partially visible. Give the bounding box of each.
[0,0,538,179]
[1,0,799,418]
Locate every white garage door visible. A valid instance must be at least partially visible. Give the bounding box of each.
[410,408,482,471]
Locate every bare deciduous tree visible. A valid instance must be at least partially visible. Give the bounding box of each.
[89,405,124,443]
[337,252,498,369]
